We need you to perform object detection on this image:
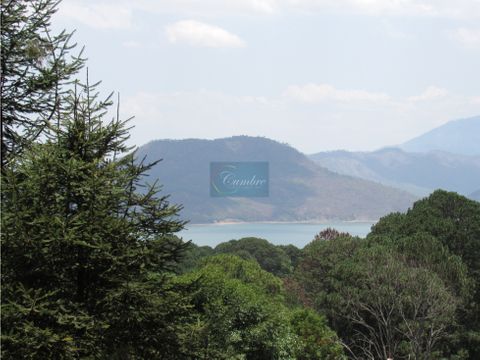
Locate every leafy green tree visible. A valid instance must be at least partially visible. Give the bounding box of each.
[371,190,480,357]
[366,232,472,301]
[177,254,344,359]
[333,244,458,359]
[295,233,360,322]
[1,0,85,166]
[313,227,351,241]
[177,243,214,273]
[1,81,190,359]
[290,308,345,360]
[176,254,295,359]
[215,237,293,276]
[371,190,480,280]
[295,229,466,359]
[284,230,355,310]
[277,244,302,270]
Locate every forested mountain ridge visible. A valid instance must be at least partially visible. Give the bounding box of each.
[137,136,416,223]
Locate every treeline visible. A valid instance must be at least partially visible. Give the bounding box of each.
[188,192,480,359]
[1,1,480,359]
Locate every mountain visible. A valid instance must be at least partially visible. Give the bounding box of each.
[309,116,480,198]
[400,116,480,156]
[136,136,416,223]
[309,147,480,197]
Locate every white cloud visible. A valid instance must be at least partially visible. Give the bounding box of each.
[352,0,434,16]
[408,86,448,102]
[142,0,480,19]
[165,20,246,48]
[285,0,432,17]
[58,2,132,29]
[283,0,480,19]
[451,27,480,48]
[284,83,390,103]
[135,0,279,16]
[58,0,480,23]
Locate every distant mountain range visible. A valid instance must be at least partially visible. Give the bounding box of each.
[309,148,480,197]
[309,116,480,198]
[137,136,416,223]
[399,115,480,156]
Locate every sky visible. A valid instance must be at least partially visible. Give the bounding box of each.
[53,0,480,154]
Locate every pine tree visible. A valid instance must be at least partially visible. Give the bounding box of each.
[1,0,85,166]
[1,80,192,359]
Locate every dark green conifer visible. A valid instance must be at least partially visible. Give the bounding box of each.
[1,80,191,358]
[1,0,85,165]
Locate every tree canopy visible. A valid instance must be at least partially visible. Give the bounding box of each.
[176,254,344,359]
[214,237,294,276]
[291,191,480,359]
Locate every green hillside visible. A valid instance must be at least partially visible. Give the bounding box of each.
[137,136,417,223]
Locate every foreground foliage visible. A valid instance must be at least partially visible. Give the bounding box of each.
[291,194,479,359]
[1,82,190,358]
[177,255,344,359]
[371,191,480,357]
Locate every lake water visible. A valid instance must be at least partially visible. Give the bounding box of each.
[179,222,375,248]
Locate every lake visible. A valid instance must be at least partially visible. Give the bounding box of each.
[179,222,375,248]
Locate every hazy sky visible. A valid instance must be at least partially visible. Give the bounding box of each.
[53,0,480,153]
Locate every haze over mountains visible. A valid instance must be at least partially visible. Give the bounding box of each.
[137,137,415,223]
[136,116,479,223]
[309,116,480,198]
[310,148,480,197]
[399,116,480,156]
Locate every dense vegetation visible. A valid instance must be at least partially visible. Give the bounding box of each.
[286,193,480,359]
[2,1,479,359]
